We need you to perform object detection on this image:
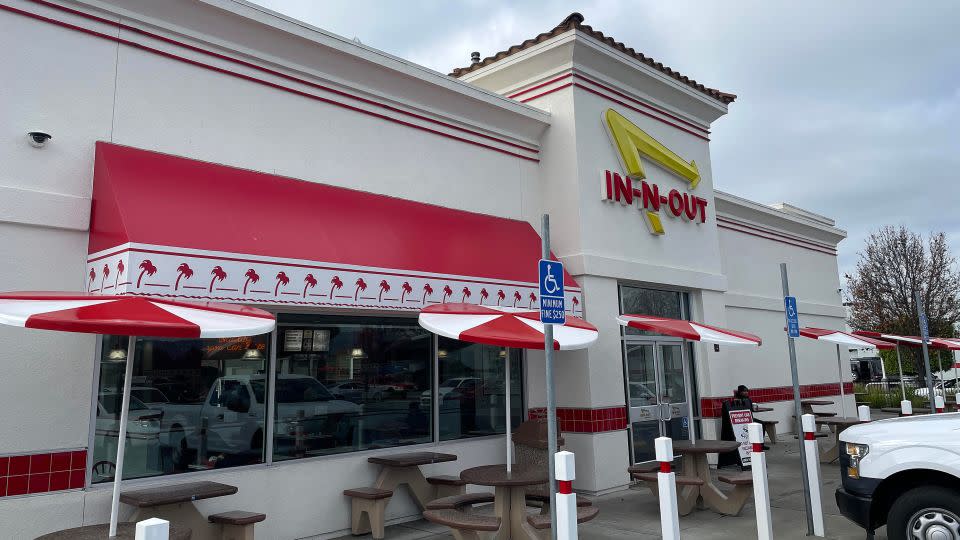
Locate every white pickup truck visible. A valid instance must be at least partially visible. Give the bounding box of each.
[837,413,960,540]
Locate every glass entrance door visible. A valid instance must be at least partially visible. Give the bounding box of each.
[625,340,693,463]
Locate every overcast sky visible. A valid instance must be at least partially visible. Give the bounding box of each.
[252,0,959,281]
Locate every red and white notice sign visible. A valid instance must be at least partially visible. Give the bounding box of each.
[728,409,754,467]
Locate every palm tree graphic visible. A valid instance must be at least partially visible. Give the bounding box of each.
[422,283,434,304]
[329,276,343,298]
[88,268,96,292]
[529,292,537,309]
[512,291,522,308]
[115,260,124,289]
[461,287,472,303]
[208,266,227,292]
[497,290,506,306]
[354,278,367,300]
[572,296,580,313]
[400,282,413,302]
[175,263,194,291]
[242,269,260,294]
[480,288,489,305]
[274,271,290,295]
[100,264,110,292]
[378,280,391,302]
[303,274,318,297]
[442,285,453,303]
[136,260,157,288]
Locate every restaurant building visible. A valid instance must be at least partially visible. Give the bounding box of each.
[0,1,849,537]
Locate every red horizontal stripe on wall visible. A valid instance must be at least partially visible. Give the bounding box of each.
[0,449,86,497]
[528,406,628,433]
[699,382,854,418]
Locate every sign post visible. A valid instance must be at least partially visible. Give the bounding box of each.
[540,214,565,540]
[781,263,815,535]
[917,291,937,412]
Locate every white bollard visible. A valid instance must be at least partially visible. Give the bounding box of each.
[901,399,913,416]
[857,405,871,422]
[801,414,825,537]
[935,395,945,413]
[135,518,170,540]
[655,436,681,540]
[555,451,578,540]
[748,423,773,540]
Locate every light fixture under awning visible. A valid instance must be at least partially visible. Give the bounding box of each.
[85,142,581,312]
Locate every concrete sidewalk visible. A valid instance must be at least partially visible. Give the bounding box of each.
[336,435,882,540]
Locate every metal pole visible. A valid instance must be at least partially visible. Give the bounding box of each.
[505,347,512,472]
[896,345,906,401]
[542,214,559,540]
[109,336,137,537]
[836,344,846,417]
[781,264,815,535]
[916,291,936,413]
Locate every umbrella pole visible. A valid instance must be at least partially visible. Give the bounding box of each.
[896,345,906,401]
[505,347,511,473]
[109,336,137,537]
[836,344,846,417]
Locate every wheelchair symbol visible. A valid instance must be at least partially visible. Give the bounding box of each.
[787,304,796,318]
[542,264,560,295]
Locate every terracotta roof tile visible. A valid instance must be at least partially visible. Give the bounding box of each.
[450,12,735,104]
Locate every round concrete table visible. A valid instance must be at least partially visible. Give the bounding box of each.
[673,440,745,515]
[461,464,547,539]
[36,522,192,539]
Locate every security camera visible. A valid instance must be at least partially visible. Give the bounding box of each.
[27,131,52,148]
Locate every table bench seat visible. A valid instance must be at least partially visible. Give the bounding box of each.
[426,493,495,510]
[717,471,753,486]
[522,506,600,539]
[423,509,501,540]
[631,472,704,486]
[525,487,593,507]
[344,488,393,540]
[208,511,266,540]
[428,474,468,498]
[627,463,659,475]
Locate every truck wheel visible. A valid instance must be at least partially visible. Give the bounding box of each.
[888,486,960,540]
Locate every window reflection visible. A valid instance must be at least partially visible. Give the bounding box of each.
[274,315,432,459]
[93,334,269,483]
[437,339,523,441]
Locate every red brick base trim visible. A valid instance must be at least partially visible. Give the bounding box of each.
[0,449,86,497]
[528,406,628,433]
[700,382,855,418]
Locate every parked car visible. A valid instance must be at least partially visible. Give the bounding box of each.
[837,413,960,539]
[94,392,163,480]
[420,377,481,406]
[128,386,171,407]
[913,378,959,398]
[157,374,361,465]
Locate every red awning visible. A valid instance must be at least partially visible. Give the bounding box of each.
[85,143,580,312]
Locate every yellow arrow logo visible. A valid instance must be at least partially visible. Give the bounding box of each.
[605,108,701,189]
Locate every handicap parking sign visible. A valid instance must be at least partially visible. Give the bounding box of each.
[784,296,800,338]
[538,259,565,325]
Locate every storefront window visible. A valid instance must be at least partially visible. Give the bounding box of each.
[620,286,686,336]
[274,315,432,459]
[438,338,523,441]
[92,334,269,483]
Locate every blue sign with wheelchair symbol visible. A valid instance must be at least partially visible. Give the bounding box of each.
[784,296,800,338]
[538,259,565,325]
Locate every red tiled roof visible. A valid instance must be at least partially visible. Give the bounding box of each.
[450,13,736,104]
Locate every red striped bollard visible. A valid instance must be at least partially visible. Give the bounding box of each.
[655,436,680,540]
[857,405,870,422]
[748,423,772,540]
[935,395,945,413]
[555,451,578,540]
[135,518,170,540]
[801,414,825,536]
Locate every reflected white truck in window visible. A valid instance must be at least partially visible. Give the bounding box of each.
[157,375,361,465]
[837,414,960,540]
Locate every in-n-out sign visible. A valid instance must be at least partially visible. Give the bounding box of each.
[601,108,708,235]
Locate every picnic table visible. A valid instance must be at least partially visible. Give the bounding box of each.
[36,522,193,539]
[368,451,457,509]
[673,440,746,515]
[814,417,867,463]
[120,480,237,540]
[753,406,774,413]
[460,464,548,539]
[801,399,833,415]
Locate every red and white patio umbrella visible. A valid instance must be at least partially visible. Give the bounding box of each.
[616,315,763,346]
[418,303,599,471]
[0,292,275,537]
[854,331,960,401]
[617,315,761,442]
[795,327,895,415]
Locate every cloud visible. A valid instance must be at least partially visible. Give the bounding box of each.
[254,0,960,280]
